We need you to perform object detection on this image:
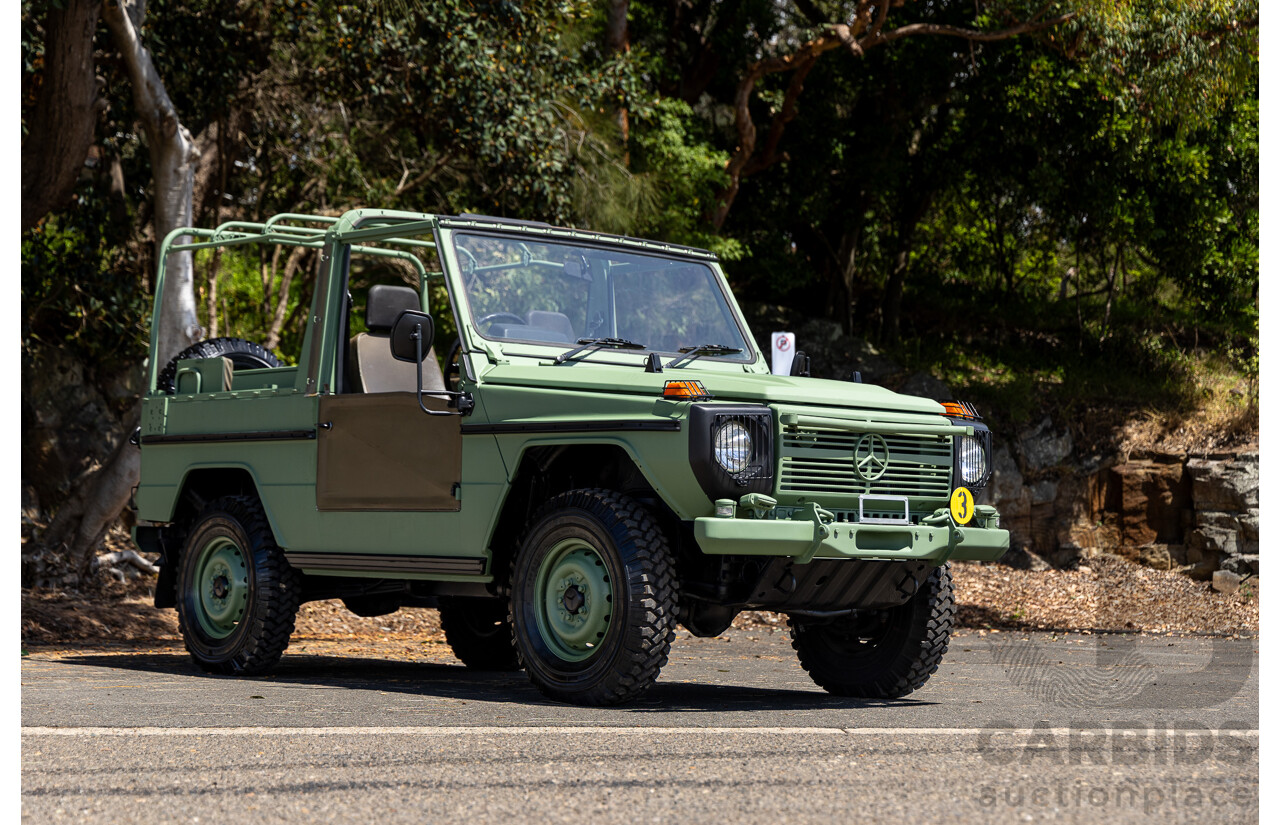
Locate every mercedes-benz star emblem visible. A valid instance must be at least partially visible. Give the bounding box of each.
[853,433,890,482]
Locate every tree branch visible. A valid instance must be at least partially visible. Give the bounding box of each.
[862,12,1077,49]
[866,0,893,42]
[742,55,818,176]
[710,4,1077,230]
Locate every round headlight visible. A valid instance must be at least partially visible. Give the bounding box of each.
[713,421,753,474]
[958,434,988,484]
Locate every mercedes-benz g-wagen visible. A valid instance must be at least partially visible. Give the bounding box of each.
[133,210,1008,705]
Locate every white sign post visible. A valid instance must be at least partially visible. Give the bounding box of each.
[771,331,796,375]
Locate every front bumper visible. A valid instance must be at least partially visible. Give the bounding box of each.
[693,507,1009,564]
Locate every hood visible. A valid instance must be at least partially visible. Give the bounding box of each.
[478,363,944,416]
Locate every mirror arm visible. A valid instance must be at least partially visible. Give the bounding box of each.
[412,323,474,416]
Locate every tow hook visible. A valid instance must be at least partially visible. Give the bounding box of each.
[795,502,836,565]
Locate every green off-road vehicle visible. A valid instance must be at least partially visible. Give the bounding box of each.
[132,209,1008,705]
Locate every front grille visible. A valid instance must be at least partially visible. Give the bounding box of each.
[779,426,953,498]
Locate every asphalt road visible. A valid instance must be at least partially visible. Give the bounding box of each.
[22,628,1258,824]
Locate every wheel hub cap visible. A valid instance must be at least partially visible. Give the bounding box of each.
[562,585,585,614]
[534,540,613,662]
[193,537,249,640]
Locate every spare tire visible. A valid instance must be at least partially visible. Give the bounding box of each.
[156,338,282,394]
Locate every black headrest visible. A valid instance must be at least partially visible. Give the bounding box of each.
[366,284,421,332]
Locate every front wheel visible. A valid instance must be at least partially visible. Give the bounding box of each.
[510,489,677,705]
[789,562,954,698]
[176,496,301,675]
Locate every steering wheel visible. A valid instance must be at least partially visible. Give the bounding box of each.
[445,338,463,392]
[476,312,526,330]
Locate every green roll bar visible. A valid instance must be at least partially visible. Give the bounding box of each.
[146,211,440,393]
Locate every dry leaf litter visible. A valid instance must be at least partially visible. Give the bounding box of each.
[23,553,1256,655]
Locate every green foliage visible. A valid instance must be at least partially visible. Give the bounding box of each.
[572,97,744,258]
[1068,0,1258,130]
[140,1,274,133]
[21,185,149,371]
[193,247,311,364]
[629,99,744,258]
[19,0,1257,440]
[260,0,636,223]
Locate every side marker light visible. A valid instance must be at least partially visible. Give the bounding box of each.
[941,400,982,420]
[663,380,713,401]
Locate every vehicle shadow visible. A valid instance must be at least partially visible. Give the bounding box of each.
[46,650,938,713]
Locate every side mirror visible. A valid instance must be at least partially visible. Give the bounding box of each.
[390,310,434,363]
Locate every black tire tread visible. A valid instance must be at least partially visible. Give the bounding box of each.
[439,597,521,671]
[178,495,301,676]
[510,488,677,706]
[789,562,954,699]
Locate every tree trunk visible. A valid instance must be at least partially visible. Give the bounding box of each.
[881,247,910,345]
[103,0,204,369]
[264,245,310,350]
[44,0,203,579]
[41,403,142,581]
[21,0,103,231]
[838,227,861,335]
[605,0,631,152]
[1100,244,1122,341]
[880,186,935,345]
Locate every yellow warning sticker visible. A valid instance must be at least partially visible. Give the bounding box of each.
[950,487,975,525]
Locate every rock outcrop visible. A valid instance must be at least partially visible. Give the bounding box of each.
[990,446,1258,581]
[1185,453,1259,578]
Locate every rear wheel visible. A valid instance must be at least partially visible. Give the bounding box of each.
[510,489,677,705]
[789,562,954,698]
[176,496,301,675]
[439,597,520,671]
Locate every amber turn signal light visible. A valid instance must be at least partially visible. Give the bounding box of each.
[663,380,713,401]
[941,400,981,420]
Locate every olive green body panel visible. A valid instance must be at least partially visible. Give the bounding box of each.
[135,390,318,534]
[135,386,508,575]
[478,364,944,416]
[173,357,234,394]
[467,380,709,520]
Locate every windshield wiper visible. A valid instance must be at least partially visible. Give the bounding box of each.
[555,337,647,364]
[666,343,743,369]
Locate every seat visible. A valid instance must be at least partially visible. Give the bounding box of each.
[525,310,576,343]
[349,284,446,394]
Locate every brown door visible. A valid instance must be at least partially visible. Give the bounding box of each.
[316,392,462,511]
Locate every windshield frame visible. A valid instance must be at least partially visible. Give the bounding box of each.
[447,229,760,367]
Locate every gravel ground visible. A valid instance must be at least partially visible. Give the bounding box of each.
[21,555,1258,648]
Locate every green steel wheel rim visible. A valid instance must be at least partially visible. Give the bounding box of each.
[192,536,249,640]
[533,538,614,663]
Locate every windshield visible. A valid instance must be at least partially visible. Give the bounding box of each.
[453,233,752,360]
